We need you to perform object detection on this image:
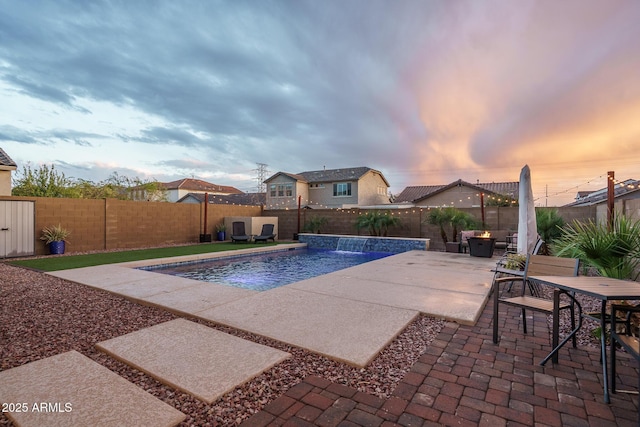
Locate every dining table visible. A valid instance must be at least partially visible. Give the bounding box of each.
[530,275,640,403]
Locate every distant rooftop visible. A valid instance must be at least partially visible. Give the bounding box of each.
[159,178,243,194]
[0,147,17,168]
[564,178,640,206]
[395,179,519,203]
[179,192,265,206]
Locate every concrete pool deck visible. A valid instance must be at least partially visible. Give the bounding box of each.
[49,247,496,368]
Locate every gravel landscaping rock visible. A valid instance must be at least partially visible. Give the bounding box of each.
[0,262,443,426]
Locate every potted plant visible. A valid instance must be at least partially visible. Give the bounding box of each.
[40,224,71,255]
[215,223,226,241]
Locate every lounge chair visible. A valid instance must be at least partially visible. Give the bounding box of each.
[253,224,276,243]
[230,221,250,243]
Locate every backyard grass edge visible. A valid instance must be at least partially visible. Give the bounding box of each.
[5,242,282,272]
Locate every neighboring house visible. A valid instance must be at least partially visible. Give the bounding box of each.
[0,147,17,196]
[178,192,266,206]
[264,166,390,210]
[133,178,243,202]
[395,179,519,208]
[564,178,640,207]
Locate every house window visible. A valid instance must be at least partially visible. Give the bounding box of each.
[271,183,293,197]
[333,182,351,197]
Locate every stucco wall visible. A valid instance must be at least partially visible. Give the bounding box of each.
[0,170,12,196]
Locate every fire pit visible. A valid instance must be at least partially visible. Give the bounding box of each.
[468,232,496,257]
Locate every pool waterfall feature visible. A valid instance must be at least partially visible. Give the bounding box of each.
[298,233,430,253]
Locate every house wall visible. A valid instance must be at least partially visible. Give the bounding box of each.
[305,180,359,208]
[354,171,390,206]
[0,170,13,196]
[414,185,486,208]
[265,175,299,210]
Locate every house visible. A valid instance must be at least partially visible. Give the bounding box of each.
[395,179,519,208]
[133,178,243,202]
[0,147,17,196]
[564,178,640,207]
[264,166,390,210]
[178,192,266,206]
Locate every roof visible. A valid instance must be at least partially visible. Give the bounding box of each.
[395,179,519,203]
[265,167,389,186]
[178,192,266,206]
[0,147,17,168]
[564,178,640,207]
[159,178,243,194]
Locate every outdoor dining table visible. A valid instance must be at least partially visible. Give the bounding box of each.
[530,275,640,404]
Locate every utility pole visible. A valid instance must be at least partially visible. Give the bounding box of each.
[254,163,268,193]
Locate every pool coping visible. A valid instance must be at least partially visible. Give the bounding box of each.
[48,248,496,367]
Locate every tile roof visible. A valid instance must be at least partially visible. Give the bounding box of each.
[0,147,17,167]
[159,178,243,194]
[179,192,265,206]
[395,180,519,203]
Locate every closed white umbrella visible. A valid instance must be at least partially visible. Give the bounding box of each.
[517,165,537,254]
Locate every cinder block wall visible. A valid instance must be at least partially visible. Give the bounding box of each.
[265,206,597,251]
[0,196,263,255]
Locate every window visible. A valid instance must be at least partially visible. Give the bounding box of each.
[271,183,293,197]
[333,182,351,197]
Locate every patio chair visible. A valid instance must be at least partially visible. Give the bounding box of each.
[253,224,276,243]
[230,221,250,243]
[610,304,640,414]
[492,254,580,360]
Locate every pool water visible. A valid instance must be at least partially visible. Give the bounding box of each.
[146,248,391,291]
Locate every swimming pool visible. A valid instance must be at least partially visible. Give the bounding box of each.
[144,248,391,291]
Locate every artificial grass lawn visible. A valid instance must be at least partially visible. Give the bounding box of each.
[7,242,280,272]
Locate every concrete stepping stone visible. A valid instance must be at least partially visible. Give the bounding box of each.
[198,287,419,368]
[96,318,290,403]
[0,350,185,427]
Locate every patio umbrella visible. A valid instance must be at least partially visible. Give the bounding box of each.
[517,164,537,254]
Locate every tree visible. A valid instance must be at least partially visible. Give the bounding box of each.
[12,164,76,197]
[11,164,167,201]
[536,208,565,245]
[425,207,477,245]
[355,210,400,236]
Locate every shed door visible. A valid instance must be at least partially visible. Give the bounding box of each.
[0,200,35,258]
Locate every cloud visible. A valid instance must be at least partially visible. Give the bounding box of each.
[1,0,639,205]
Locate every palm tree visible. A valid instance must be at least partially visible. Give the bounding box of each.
[426,207,476,245]
[355,210,400,236]
[552,214,640,280]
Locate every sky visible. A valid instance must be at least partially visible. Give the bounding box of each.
[1,0,639,206]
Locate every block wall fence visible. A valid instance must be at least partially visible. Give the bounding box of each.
[0,196,262,255]
[4,195,634,255]
[263,205,598,251]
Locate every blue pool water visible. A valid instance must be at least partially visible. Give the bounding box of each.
[145,248,391,291]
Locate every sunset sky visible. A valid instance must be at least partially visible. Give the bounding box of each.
[1,0,639,206]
